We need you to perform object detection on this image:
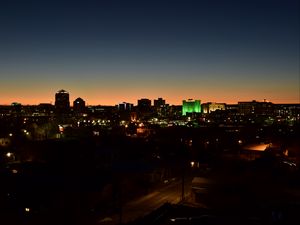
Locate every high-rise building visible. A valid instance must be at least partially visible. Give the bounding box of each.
[137,98,151,112]
[202,102,226,114]
[118,102,133,111]
[55,89,70,114]
[117,102,133,121]
[182,99,201,116]
[154,98,166,108]
[154,97,168,117]
[73,97,86,114]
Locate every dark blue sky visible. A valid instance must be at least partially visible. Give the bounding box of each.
[0,0,299,104]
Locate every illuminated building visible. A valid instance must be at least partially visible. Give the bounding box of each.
[182,99,201,116]
[275,104,300,117]
[55,89,70,114]
[202,102,226,114]
[73,97,86,114]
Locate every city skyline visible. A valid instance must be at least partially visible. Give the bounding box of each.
[0,0,299,105]
[0,88,298,106]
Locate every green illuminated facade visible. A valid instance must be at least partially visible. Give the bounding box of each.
[182,99,201,116]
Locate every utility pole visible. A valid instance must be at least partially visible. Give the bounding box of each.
[181,166,185,201]
[180,138,187,202]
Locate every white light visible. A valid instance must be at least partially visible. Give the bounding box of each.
[190,161,195,167]
[9,133,13,137]
[6,152,12,157]
[25,208,30,212]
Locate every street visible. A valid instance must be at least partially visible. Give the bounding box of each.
[97,177,192,224]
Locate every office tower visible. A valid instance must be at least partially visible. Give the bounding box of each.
[182,99,201,116]
[73,97,86,114]
[137,98,151,113]
[154,98,166,108]
[55,89,70,114]
[118,102,133,111]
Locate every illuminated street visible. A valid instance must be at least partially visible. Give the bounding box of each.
[97,178,192,225]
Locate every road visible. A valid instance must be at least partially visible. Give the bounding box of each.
[97,178,192,225]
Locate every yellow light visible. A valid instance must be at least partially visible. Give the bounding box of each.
[190,161,195,167]
[25,208,30,212]
[6,152,12,157]
[58,125,64,132]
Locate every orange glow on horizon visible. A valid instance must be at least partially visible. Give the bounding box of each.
[0,94,299,106]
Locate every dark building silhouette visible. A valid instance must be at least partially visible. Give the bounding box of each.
[118,102,133,121]
[11,102,22,115]
[154,98,165,108]
[238,100,274,115]
[55,89,70,114]
[118,102,133,111]
[73,97,86,114]
[137,98,152,119]
[38,103,54,116]
[154,97,168,118]
[137,98,151,112]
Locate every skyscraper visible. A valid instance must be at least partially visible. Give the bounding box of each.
[73,97,86,114]
[55,89,70,114]
[154,98,166,108]
[137,98,151,113]
[182,99,201,116]
[154,97,168,118]
[118,102,133,111]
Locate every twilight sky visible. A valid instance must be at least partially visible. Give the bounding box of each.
[0,0,299,105]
